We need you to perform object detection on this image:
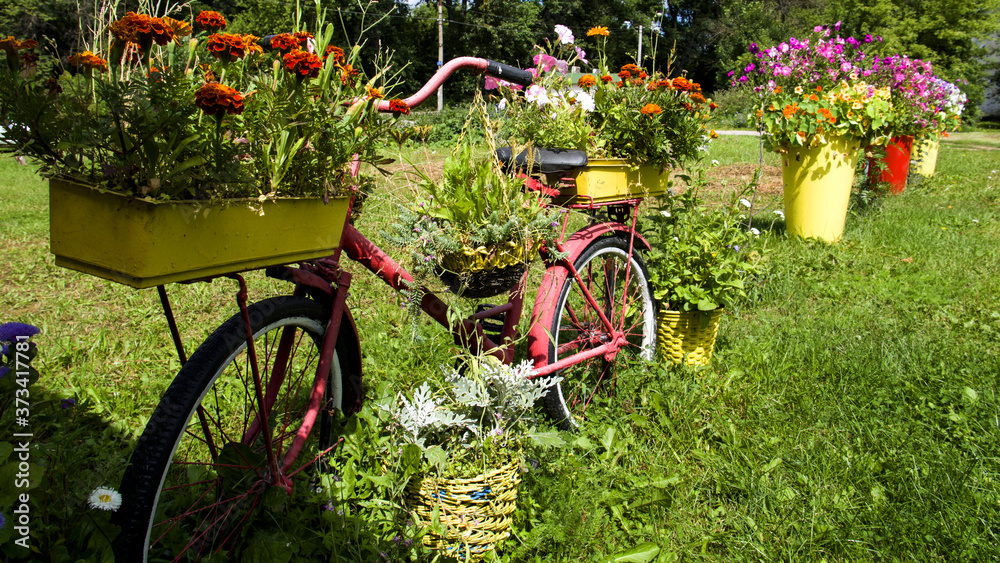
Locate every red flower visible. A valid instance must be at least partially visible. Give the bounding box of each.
[283,50,322,79]
[195,82,245,116]
[578,74,596,89]
[109,12,174,47]
[618,69,631,81]
[389,98,410,115]
[600,74,612,83]
[269,33,301,53]
[325,45,345,65]
[195,11,227,32]
[207,33,259,62]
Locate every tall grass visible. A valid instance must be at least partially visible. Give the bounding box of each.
[1,136,998,561]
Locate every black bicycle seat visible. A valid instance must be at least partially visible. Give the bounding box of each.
[496,146,588,175]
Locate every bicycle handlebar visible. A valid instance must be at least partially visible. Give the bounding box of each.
[375,56,533,112]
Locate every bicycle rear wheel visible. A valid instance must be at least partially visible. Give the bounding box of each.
[115,295,360,562]
[542,236,655,430]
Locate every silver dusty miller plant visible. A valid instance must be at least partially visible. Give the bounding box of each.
[379,359,562,470]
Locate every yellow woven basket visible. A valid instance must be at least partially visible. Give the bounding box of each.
[408,458,520,560]
[656,309,723,366]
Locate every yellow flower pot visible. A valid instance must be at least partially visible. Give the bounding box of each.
[656,308,723,366]
[781,136,859,242]
[911,134,940,177]
[554,158,668,205]
[49,179,350,288]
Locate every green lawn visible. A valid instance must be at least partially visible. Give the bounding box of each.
[1,136,998,561]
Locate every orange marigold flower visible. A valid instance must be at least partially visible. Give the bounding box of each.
[242,34,263,55]
[681,102,693,111]
[615,80,624,88]
[709,102,718,110]
[709,130,719,139]
[195,11,227,32]
[109,12,174,47]
[283,50,322,79]
[671,76,692,92]
[269,33,301,53]
[690,92,706,103]
[163,17,192,40]
[67,51,109,73]
[293,31,313,42]
[578,74,596,88]
[618,70,631,80]
[600,74,613,83]
[0,36,37,53]
[620,63,641,75]
[640,103,662,115]
[195,82,244,116]
[325,45,345,64]
[367,85,384,99]
[646,82,658,92]
[339,63,360,85]
[389,98,410,115]
[587,26,609,37]
[198,63,216,82]
[207,33,255,62]
[631,78,644,86]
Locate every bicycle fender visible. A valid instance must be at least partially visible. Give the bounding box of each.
[527,223,650,368]
[336,305,364,415]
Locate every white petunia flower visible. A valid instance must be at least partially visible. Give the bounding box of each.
[88,487,123,512]
[576,91,595,112]
[554,24,574,44]
[525,85,550,108]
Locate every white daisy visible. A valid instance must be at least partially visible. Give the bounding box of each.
[88,487,123,512]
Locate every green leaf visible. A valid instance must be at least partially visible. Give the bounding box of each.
[605,542,661,563]
[527,431,566,448]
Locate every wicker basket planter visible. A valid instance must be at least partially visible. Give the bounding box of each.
[407,458,520,560]
[438,240,537,298]
[656,308,723,366]
[48,179,350,288]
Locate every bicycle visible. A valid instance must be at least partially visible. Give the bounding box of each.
[113,56,657,561]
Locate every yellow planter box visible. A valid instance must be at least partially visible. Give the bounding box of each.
[49,179,350,288]
[554,159,668,204]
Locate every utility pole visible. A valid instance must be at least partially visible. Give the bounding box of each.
[637,25,643,63]
[437,0,444,111]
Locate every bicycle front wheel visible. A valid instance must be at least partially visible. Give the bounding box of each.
[542,236,655,429]
[115,295,360,562]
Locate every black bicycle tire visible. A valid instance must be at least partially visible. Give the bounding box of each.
[114,295,360,561]
[542,236,655,430]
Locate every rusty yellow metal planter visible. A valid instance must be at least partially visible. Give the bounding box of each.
[656,308,723,366]
[555,158,668,204]
[911,134,940,177]
[49,179,350,288]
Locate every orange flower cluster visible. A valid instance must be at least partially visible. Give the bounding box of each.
[0,36,37,53]
[587,26,609,37]
[389,98,410,115]
[269,33,302,53]
[68,51,109,73]
[325,45,345,64]
[782,103,800,119]
[283,50,323,79]
[367,86,384,99]
[600,74,612,83]
[195,11,227,32]
[578,74,596,89]
[640,103,662,115]
[817,107,836,123]
[194,82,244,116]
[108,12,174,46]
[207,33,261,62]
[689,92,706,103]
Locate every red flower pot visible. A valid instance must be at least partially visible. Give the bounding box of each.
[868,135,914,194]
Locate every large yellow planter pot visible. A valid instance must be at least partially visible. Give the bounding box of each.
[656,308,723,366]
[911,134,940,177]
[554,158,668,205]
[781,136,860,242]
[49,179,350,288]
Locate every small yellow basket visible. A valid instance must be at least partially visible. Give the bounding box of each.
[49,179,350,288]
[656,308,723,366]
[554,159,669,205]
[408,458,520,560]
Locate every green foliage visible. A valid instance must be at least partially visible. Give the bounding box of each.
[641,171,766,311]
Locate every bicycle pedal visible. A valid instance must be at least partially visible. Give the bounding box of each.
[475,304,506,338]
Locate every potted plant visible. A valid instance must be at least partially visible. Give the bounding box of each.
[391,120,558,299]
[0,5,399,287]
[640,176,765,366]
[487,25,716,203]
[376,358,562,560]
[733,24,893,241]
[910,77,966,178]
